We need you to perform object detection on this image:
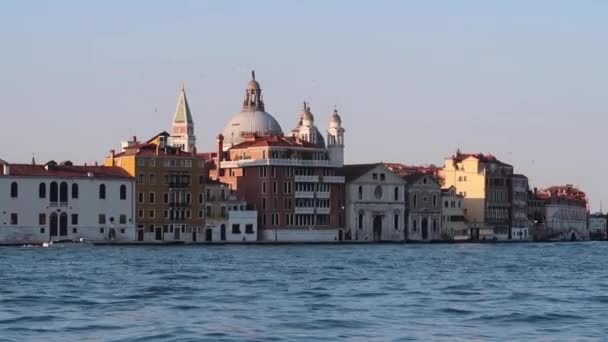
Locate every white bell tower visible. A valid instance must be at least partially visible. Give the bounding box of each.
[327,108,345,166]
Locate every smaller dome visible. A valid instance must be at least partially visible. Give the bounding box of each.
[247,80,261,90]
[329,109,342,127]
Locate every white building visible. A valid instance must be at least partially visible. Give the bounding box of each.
[588,213,606,239]
[340,164,406,242]
[440,186,469,241]
[404,173,442,242]
[511,174,530,241]
[0,160,136,244]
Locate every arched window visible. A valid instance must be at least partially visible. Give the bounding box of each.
[72,184,79,199]
[10,182,18,198]
[59,182,68,203]
[120,185,127,200]
[358,186,363,200]
[39,183,46,199]
[50,182,58,202]
[358,210,364,229]
[394,187,399,201]
[99,184,106,199]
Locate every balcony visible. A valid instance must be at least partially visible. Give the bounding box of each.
[316,192,330,199]
[168,182,190,189]
[295,175,319,183]
[295,207,315,214]
[322,176,345,184]
[221,159,341,168]
[317,208,331,215]
[295,191,315,199]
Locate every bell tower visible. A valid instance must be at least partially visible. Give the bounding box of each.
[170,83,196,152]
[327,107,345,166]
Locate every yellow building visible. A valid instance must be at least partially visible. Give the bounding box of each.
[105,132,206,242]
[442,151,513,241]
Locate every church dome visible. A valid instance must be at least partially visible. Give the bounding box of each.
[222,110,283,147]
[329,108,342,128]
[222,71,284,148]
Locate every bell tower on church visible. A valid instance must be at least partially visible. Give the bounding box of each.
[327,107,345,166]
[170,83,196,152]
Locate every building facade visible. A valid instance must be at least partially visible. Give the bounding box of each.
[202,180,258,242]
[588,213,606,240]
[536,185,588,241]
[105,132,205,242]
[442,151,513,241]
[511,174,530,241]
[0,161,135,244]
[404,173,442,242]
[340,164,406,242]
[440,186,469,241]
[207,72,346,242]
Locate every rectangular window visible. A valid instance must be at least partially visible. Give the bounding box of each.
[164,210,169,219]
[205,206,211,218]
[149,159,156,167]
[100,227,105,234]
[39,213,46,225]
[149,174,156,185]
[186,192,191,204]
[163,193,169,204]
[394,214,399,229]
[372,173,378,180]
[259,166,267,178]
[262,198,266,210]
[273,181,278,194]
[245,224,254,234]
[119,214,127,224]
[221,206,226,218]
[40,227,45,234]
[149,210,155,219]
[138,192,144,204]
[206,189,211,201]
[273,198,278,210]
[137,158,146,167]
[232,224,241,234]
[138,174,145,184]
[271,166,276,178]
[72,228,77,234]
[262,181,267,194]
[71,214,78,225]
[99,214,106,224]
[138,209,144,218]
[199,193,203,204]
[149,192,155,204]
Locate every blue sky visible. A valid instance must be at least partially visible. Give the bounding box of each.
[1,1,607,210]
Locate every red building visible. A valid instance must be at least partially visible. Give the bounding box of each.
[206,72,346,242]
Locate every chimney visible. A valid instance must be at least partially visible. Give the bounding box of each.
[110,149,116,166]
[2,164,9,176]
[216,134,224,177]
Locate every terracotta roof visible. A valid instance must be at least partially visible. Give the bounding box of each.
[451,152,511,166]
[0,164,133,179]
[402,172,440,186]
[228,135,322,150]
[113,140,200,159]
[337,163,383,182]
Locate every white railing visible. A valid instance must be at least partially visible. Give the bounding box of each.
[221,159,340,169]
[295,191,315,199]
[316,192,330,199]
[294,175,319,183]
[322,176,345,184]
[294,207,315,214]
[316,208,331,214]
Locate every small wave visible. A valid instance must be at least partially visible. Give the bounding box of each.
[0,315,59,325]
[440,307,474,315]
[475,312,584,323]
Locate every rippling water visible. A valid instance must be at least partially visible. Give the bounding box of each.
[2,243,608,341]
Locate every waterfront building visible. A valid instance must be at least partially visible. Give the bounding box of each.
[588,213,606,240]
[201,179,258,242]
[403,173,442,242]
[511,174,530,241]
[206,72,346,242]
[527,189,547,241]
[339,163,406,241]
[170,84,196,153]
[442,151,513,241]
[535,185,588,241]
[0,160,135,244]
[105,132,205,242]
[440,186,469,241]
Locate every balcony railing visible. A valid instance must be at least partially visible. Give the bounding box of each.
[168,182,190,189]
[295,191,315,199]
[322,176,345,184]
[294,175,319,183]
[221,158,341,168]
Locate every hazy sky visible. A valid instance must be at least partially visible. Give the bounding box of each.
[1,1,607,210]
